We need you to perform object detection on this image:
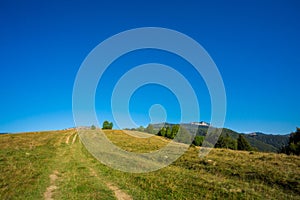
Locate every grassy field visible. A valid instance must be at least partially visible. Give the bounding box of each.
[0,129,299,199]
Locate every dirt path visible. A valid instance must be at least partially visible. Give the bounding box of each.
[46,130,131,200]
[44,170,59,200]
[65,134,71,144]
[65,131,76,144]
[106,182,132,200]
[89,168,132,200]
[72,133,77,144]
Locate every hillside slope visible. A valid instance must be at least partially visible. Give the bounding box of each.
[245,132,289,150]
[0,129,299,199]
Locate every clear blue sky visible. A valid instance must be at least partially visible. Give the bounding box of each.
[0,0,299,134]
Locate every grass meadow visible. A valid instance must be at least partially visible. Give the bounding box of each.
[0,129,299,199]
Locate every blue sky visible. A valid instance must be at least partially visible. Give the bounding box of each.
[0,0,299,134]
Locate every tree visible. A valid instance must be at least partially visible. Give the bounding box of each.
[215,135,226,148]
[215,133,237,150]
[157,127,166,137]
[157,124,192,144]
[237,134,252,151]
[102,121,113,129]
[223,133,237,150]
[280,128,300,155]
[165,126,172,139]
[193,136,204,146]
[171,125,180,138]
[91,125,96,130]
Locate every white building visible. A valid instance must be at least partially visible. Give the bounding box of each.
[191,121,210,126]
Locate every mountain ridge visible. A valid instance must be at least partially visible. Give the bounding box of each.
[149,122,289,152]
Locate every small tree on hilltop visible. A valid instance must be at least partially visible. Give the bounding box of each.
[237,134,252,151]
[102,121,113,129]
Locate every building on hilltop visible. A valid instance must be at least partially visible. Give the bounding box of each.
[191,121,210,126]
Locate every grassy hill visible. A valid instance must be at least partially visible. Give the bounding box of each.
[0,129,299,199]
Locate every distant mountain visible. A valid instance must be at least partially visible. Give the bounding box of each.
[245,132,289,150]
[150,122,289,152]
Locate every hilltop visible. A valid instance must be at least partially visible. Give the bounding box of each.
[0,129,299,199]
